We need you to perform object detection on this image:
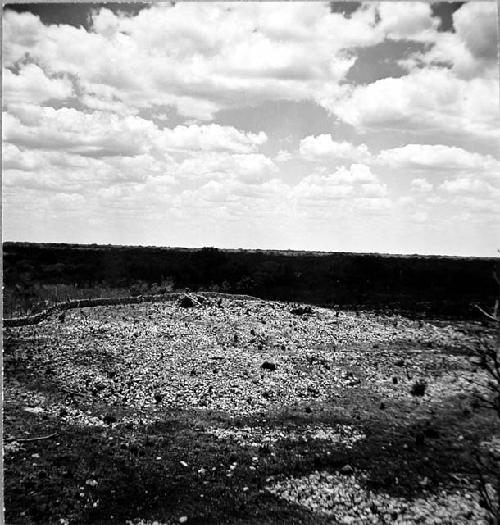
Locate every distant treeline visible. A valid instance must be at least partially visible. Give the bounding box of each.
[3,242,499,319]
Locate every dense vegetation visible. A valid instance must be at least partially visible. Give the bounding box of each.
[3,242,499,318]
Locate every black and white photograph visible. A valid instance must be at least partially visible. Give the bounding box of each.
[2,1,500,523]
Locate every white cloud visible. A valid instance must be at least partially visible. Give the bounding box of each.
[299,134,371,162]
[411,178,433,193]
[275,150,292,163]
[1,4,384,120]
[2,3,498,255]
[377,144,500,172]
[453,3,498,63]
[4,107,153,157]
[359,182,387,198]
[293,164,385,207]
[4,105,267,157]
[176,152,277,184]
[438,172,500,218]
[412,211,428,224]
[157,125,267,154]
[329,68,499,144]
[2,64,73,105]
[330,164,378,184]
[399,3,498,80]
[440,177,497,196]
[377,3,438,41]
[2,143,42,171]
[3,4,497,150]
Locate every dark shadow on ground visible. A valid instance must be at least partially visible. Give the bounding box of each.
[4,380,499,525]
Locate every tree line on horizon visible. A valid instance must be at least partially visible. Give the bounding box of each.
[3,243,498,319]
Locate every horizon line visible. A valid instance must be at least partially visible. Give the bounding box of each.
[3,240,499,261]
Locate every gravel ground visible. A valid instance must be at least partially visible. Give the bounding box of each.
[3,295,499,524]
[266,471,488,524]
[3,297,491,422]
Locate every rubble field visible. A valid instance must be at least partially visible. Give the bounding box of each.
[3,296,499,524]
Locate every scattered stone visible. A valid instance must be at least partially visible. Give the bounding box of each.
[177,295,195,308]
[340,464,354,475]
[290,305,312,316]
[24,406,44,414]
[266,470,489,522]
[102,414,117,425]
[261,361,276,371]
[411,380,427,397]
[154,392,163,403]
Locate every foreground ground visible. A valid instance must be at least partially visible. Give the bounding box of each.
[3,296,499,524]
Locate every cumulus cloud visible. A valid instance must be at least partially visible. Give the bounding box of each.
[176,152,278,184]
[3,105,267,157]
[157,125,267,154]
[3,64,73,105]
[377,144,500,172]
[399,3,498,80]
[275,150,292,163]
[377,2,439,41]
[453,3,498,63]
[2,3,497,143]
[411,178,433,193]
[299,134,371,162]
[1,4,383,120]
[328,68,499,144]
[292,164,386,207]
[2,2,498,254]
[440,177,498,196]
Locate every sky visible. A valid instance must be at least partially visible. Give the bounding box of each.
[2,2,499,256]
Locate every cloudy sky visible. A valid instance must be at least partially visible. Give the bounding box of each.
[2,2,499,256]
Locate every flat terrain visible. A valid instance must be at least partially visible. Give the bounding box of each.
[3,296,499,524]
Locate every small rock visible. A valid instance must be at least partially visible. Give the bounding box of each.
[24,406,44,414]
[411,380,427,397]
[290,306,312,316]
[154,392,163,403]
[261,361,276,371]
[102,414,117,425]
[340,465,354,475]
[178,295,195,308]
[179,516,188,524]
